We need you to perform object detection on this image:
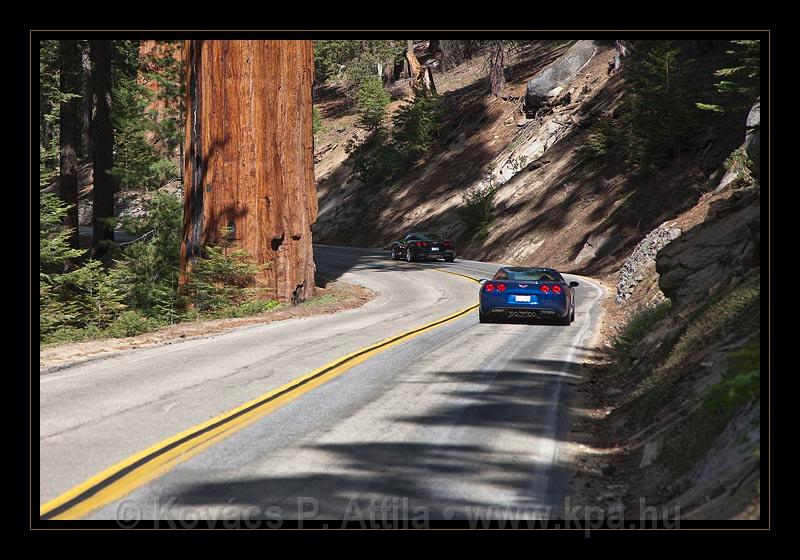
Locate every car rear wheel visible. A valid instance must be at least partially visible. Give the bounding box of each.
[479,310,491,323]
[556,312,571,326]
[445,256,455,263]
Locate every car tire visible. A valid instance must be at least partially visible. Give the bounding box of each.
[391,247,398,260]
[479,310,491,323]
[556,312,571,326]
[406,249,414,262]
[445,256,455,263]
[571,306,575,321]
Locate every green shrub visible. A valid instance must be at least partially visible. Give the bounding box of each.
[40,189,129,342]
[106,310,162,338]
[351,92,446,186]
[623,41,699,170]
[355,76,390,129]
[391,93,445,162]
[613,300,672,352]
[457,185,498,244]
[722,146,757,189]
[312,105,324,135]
[185,245,265,312]
[210,299,281,319]
[352,129,405,185]
[116,193,183,323]
[577,118,626,163]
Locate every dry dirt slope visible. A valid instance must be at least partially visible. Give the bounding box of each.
[311,40,746,279]
[311,40,762,521]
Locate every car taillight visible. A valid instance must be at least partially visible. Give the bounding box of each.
[496,283,506,292]
[540,285,550,293]
[444,241,454,248]
[419,241,427,247]
[552,285,562,294]
[484,282,495,292]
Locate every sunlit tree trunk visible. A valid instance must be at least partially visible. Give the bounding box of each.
[488,40,505,97]
[179,40,318,303]
[59,39,80,249]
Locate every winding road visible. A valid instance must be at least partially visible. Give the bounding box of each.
[39,245,604,522]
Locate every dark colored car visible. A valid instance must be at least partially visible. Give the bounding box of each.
[391,232,456,263]
[478,267,579,325]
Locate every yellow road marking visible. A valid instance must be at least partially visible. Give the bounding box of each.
[40,268,480,520]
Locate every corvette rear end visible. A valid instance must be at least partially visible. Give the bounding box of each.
[478,267,578,325]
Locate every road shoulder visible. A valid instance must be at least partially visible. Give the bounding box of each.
[40,280,374,375]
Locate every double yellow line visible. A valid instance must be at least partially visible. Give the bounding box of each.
[40,269,480,520]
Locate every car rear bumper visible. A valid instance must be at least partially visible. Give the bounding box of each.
[484,307,568,320]
[418,251,454,259]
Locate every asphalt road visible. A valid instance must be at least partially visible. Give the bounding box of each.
[39,245,604,522]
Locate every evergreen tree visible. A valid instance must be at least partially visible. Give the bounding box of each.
[90,40,115,251]
[58,40,81,249]
[355,75,390,129]
[624,41,698,169]
[697,40,760,113]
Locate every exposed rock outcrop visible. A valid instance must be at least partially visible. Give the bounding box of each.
[656,187,760,308]
[616,222,681,303]
[525,40,598,109]
[744,98,760,177]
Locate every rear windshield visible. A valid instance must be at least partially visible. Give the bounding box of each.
[419,233,443,242]
[494,269,564,282]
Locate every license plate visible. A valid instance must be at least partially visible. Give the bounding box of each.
[515,295,531,302]
[431,247,439,251]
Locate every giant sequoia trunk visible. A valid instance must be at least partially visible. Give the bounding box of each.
[58,40,80,249]
[89,40,115,250]
[179,40,318,304]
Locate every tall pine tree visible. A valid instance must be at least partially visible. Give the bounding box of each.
[90,40,115,252]
[58,40,80,249]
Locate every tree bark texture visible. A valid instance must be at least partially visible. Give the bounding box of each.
[488,41,506,97]
[89,40,115,248]
[405,44,437,96]
[59,40,80,249]
[179,40,318,304]
[80,41,93,159]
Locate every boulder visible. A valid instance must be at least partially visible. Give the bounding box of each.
[744,98,760,177]
[526,41,598,109]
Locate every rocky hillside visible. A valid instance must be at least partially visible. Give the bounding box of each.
[312,40,749,278]
[313,39,762,520]
[567,98,761,520]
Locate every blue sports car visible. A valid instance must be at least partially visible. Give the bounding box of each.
[478,267,579,325]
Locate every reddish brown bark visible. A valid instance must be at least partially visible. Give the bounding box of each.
[179,40,318,303]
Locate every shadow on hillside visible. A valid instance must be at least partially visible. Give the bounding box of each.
[315,43,579,252]
[471,42,751,275]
